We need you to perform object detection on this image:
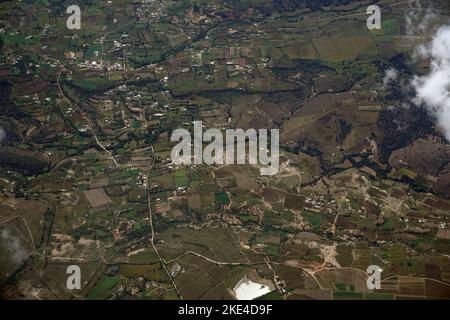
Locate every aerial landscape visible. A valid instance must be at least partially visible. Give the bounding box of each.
[1,0,450,301]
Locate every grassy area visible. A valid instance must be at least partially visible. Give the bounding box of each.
[363,292,395,300]
[257,291,284,300]
[302,210,321,228]
[87,276,119,300]
[333,291,363,300]
[174,169,189,187]
[312,36,377,62]
[215,192,230,206]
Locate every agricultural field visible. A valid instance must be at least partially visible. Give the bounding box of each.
[0,0,450,302]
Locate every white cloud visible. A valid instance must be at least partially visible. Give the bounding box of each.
[0,228,29,266]
[412,25,450,142]
[382,68,398,88]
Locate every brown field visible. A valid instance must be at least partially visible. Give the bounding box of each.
[425,278,450,299]
[281,43,317,60]
[0,196,49,250]
[284,194,306,211]
[232,169,258,190]
[380,276,426,297]
[11,79,49,97]
[389,136,450,178]
[89,177,109,189]
[262,188,286,204]
[437,229,450,240]
[423,198,450,211]
[282,91,379,159]
[188,194,201,210]
[156,227,243,262]
[312,36,378,62]
[316,268,369,292]
[174,254,235,299]
[288,289,333,300]
[83,188,112,208]
[274,264,308,290]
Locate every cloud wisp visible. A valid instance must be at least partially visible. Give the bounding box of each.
[405,0,437,36]
[382,68,399,89]
[0,228,29,267]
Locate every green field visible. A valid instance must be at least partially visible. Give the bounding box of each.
[87,276,119,300]
[174,169,189,187]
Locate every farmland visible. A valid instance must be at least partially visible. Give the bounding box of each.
[0,0,450,301]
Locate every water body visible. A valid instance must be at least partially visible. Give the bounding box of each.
[234,279,272,300]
